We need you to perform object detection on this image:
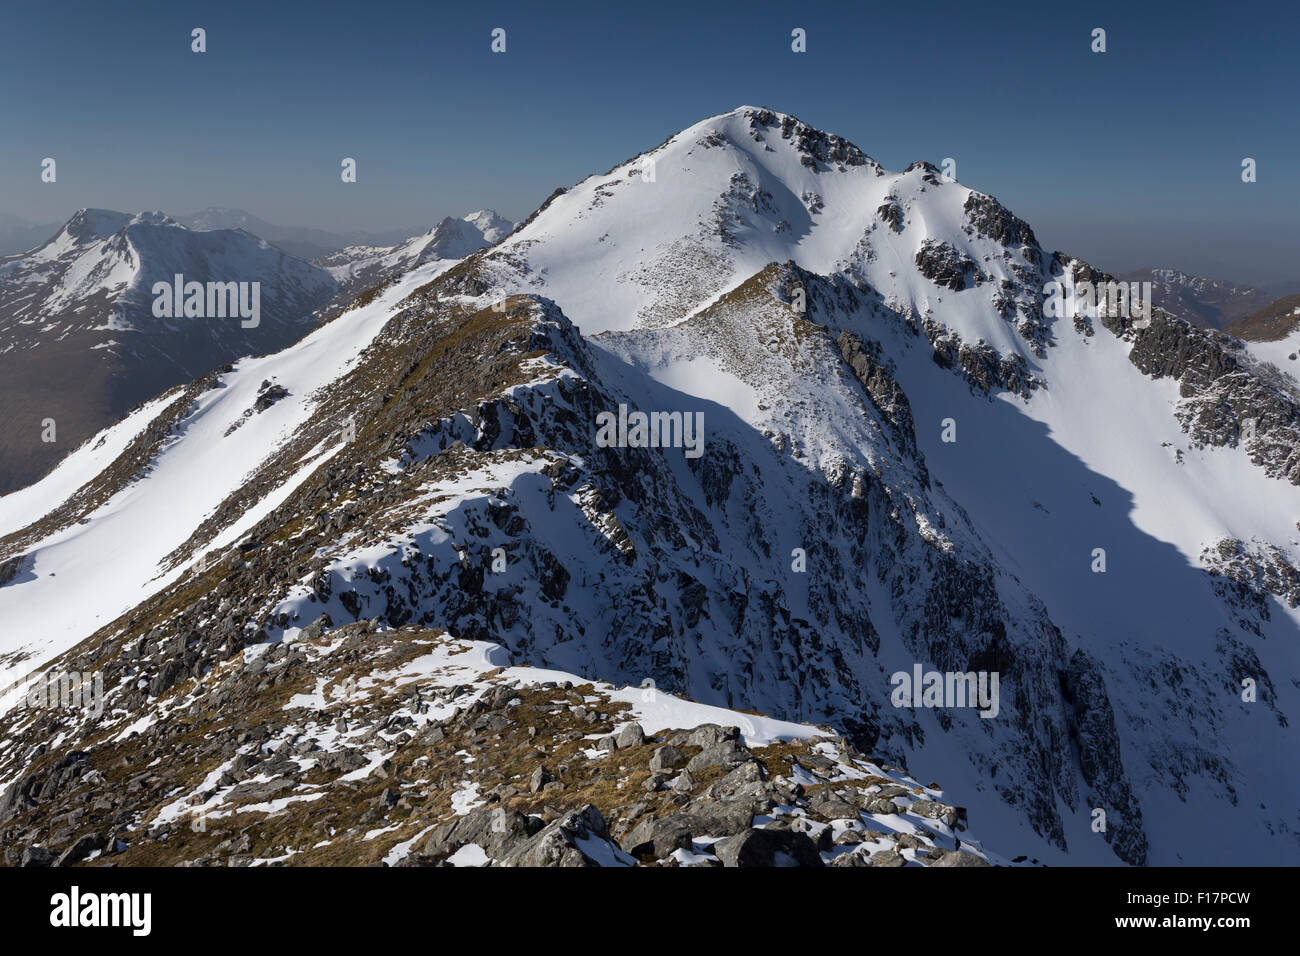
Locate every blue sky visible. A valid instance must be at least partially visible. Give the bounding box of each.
[2,0,1296,283]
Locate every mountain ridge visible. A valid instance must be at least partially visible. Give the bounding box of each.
[0,106,1296,867]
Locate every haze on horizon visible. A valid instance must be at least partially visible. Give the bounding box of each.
[2,0,1296,286]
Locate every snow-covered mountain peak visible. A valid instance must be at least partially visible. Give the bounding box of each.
[128,210,177,228]
[61,207,133,241]
[4,208,335,328]
[485,105,1038,354]
[462,209,513,244]
[692,105,880,170]
[1148,267,1243,292]
[56,208,180,244]
[316,210,515,291]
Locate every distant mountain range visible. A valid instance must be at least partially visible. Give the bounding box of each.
[8,213,1291,333]
[175,208,424,262]
[0,209,442,261]
[1117,267,1278,330]
[0,208,511,493]
[316,210,514,298]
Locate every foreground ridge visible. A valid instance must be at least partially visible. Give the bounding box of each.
[1,624,1007,868]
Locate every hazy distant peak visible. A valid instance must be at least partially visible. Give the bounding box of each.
[462,209,513,244]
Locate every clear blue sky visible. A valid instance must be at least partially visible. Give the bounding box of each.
[2,0,1296,284]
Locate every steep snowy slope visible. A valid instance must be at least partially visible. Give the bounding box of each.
[0,257,459,683]
[1243,326,1300,376]
[481,108,1033,356]
[0,108,1295,867]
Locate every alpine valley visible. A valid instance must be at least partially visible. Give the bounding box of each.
[0,108,1296,868]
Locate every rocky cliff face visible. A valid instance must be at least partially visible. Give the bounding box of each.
[1126,314,1300,485]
